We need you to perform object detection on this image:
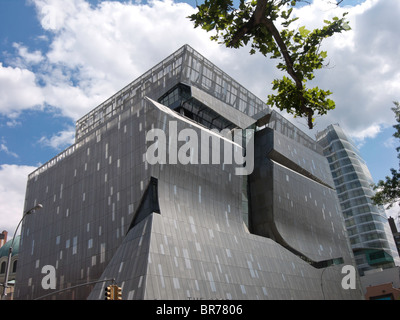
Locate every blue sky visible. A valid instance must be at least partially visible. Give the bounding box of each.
[0,0,399,235]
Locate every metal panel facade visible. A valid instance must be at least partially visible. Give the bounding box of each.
[15,45,362,300]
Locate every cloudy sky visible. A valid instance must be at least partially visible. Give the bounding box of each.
[0,0,399,236]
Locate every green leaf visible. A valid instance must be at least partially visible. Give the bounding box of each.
[342,21,351,31]
[299,26,310,37]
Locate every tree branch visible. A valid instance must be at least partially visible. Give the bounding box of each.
[227,0,315,128]
[227,0,268,47]
[261,17,314,128]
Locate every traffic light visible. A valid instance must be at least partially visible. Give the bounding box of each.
[105,284,122,300]
[105,285,113,300]
[114,286,122,300]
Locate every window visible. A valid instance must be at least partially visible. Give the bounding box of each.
[72,236,78,255]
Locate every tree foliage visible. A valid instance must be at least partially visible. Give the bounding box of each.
[372,102,400,208]
[189,0,350,129]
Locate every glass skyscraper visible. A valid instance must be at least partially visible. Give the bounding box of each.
[317,124,400,276]
[14,45,362,300]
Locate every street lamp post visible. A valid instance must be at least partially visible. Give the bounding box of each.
[1,204,43,299]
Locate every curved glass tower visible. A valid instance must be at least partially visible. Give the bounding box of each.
[317,124,400,275]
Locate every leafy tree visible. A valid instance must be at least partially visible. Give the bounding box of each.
[189,0,350,129]
[372,102,400,208]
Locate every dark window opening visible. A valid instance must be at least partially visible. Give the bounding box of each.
[0,261,6,274]
[158,83,236,132]
[127,177,160,233]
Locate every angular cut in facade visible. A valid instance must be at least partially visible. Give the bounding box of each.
[317,124,400,276]
[15,45,362,300]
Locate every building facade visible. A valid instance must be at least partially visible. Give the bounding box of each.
[0,235,20,299]
[364,283,400,300]
[0,231,8,248]
[389,217,400,257]
[361,266,400,300]
[15,45,362,300]
[360,266,400,295]
[316,124,400,276]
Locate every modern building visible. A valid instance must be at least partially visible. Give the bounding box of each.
[316,124,400,276]
[0,234,20,299]
[360,266,400,295]
[364,282,400,300]
[389,217,400,257]
[14,45,362,300]
[361,266,400,300]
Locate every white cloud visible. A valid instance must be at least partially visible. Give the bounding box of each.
[5,119,22,127]
[383,136,396,149]
[0,142,19,158]
[0,164,37,238]
[38,127,75,150]
[295,0,400,143]
[12,43,44,66]
[350,123,381,142]
[0,63,44,117]
[32,0,86,31]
